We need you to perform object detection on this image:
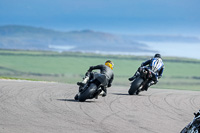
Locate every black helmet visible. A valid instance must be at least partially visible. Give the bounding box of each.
[154,53,161,58]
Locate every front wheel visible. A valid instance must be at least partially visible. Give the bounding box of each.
[78,83,97,102]
[74,94,79,100]
[180,127,187,133]
[128,78,144,95]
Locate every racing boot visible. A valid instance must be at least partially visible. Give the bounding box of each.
[99,90,107,97]
[148,81,156,87]
[194,110,200,117]
[102,91,107,97]
[77,76,90,86]
[129,71,139,81]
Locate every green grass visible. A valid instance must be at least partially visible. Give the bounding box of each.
[0,49,200,91]
[0,76,41,81]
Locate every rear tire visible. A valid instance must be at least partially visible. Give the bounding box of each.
[78,83,97,102]
[128,78,143,95]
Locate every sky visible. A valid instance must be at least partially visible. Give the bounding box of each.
[0,0,200,35]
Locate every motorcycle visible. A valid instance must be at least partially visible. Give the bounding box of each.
[180,110,200,133]
[128,66,155,95]
[74,72,106,102]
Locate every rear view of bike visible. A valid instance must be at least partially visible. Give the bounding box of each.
[128,77,144,95]
[128,66,153,95]
[78,83,99,102]
[181,110,200,133]
[75,72,105,102]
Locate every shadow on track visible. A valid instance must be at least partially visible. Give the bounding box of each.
[57,99,96,103]
[112,93,144,96]
[57,99,77,102]
[111,93,129,95]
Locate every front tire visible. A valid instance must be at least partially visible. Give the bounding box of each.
[180,127,187,133]
[74,94,78,100]
[128,78,144,95]
[78,83,97,102]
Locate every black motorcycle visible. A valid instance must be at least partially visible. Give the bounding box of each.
[74,72,106,102]
[128,66,154,95]
[180,110,200,133]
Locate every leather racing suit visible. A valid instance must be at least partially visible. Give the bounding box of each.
[87,64,114,96]
[141,57,164,86]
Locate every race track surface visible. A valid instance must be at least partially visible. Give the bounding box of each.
[0,80,200,133]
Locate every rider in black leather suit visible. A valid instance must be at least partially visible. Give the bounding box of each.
[77,60,114,97]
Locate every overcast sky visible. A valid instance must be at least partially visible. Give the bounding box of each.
[0,0,200,35]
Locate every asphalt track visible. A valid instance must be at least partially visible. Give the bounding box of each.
[0,80,200,133]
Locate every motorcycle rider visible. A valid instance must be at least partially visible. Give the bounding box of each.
[77,60,114,97]
[194,110,200,117]
[181,110,200,133]
[129,53,164,91]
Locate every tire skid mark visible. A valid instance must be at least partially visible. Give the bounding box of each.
[35,88,77,127]
[99,111,122,133]
[189,94,200,110]
[0,85,13,103]
[0,85,8,99]
[99,94,136,132]
[148,91,166,111]
[63,93,76,112]
[109,95,139,120]
[109,96,130,121]
[59,85,83,113]
[98,95,124,132]
[13,86,49,127]
[61,85,80,112]
[163,93,189,121]
[38,87,95,130]
[0,85,33,116]
[0,85,23,123]
[129,95,140,111]
[163,93,183,114]
[38,88,66,117]
[164,92,199,115]
[147,91,182,121]
[1,80,200,133]
[79,101,98,121]
[14,87,33,112]
[117,95,131,110]
[100,95,145,133]
[43,85,107,132]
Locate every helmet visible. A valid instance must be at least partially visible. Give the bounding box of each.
[154,53,161,58]
[105,60,114,70]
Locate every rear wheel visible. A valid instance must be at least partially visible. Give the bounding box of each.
[128,78,143,95]
[78,83,97,102]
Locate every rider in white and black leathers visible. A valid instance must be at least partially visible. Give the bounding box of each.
[129,54,164,90]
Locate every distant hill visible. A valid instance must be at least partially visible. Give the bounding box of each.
[123,34,200,43]
[0,25,155,53]
[0,25,199,53]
